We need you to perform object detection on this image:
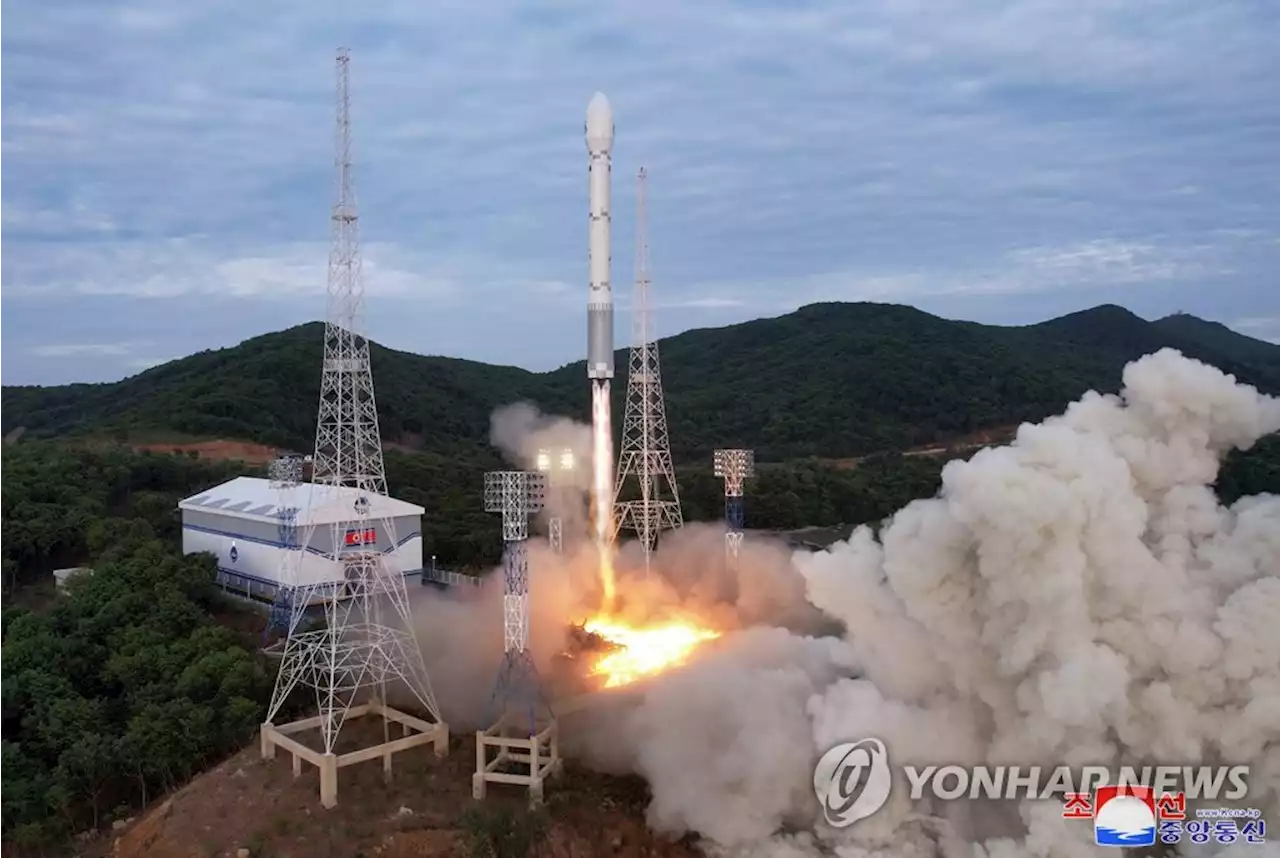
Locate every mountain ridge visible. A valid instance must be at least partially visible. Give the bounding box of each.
[4,301,1278,463]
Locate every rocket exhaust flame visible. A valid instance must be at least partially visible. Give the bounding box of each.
[591,380,616,613]
[584,617,721,688]
[587,379,717,689]
[583,379,720,690]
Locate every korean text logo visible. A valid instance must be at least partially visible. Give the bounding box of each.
[1063,786,1266,848]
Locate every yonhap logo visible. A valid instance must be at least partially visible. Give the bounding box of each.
[814,738,893,827]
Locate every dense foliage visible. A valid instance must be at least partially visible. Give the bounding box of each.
[384,447,954,568]
[2,443,244,591]
[1,444,272,850]
[6,303,1278,464]
[1217,434,1280,505]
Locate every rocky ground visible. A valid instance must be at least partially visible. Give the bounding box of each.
[91,719,700,858]
[133,439,281,465]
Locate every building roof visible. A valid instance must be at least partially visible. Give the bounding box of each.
[178,476,424,526]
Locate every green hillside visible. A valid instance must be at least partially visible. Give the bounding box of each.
[1152,312,1280,370]
[0,325,573,462]
[5,302,1278,463]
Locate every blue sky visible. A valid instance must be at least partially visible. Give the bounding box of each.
[3,0,1278,385]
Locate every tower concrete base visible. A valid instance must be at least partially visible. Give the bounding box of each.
[260,699,448,808]
[472,713,562,808]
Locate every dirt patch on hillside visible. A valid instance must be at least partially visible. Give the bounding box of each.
[93,721,700,858]
[385,432,425,454]
[823,424,1021,470]
[135,440,280,465]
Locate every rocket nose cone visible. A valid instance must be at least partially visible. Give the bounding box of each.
[586,92,614,149]
[588,92,611,119]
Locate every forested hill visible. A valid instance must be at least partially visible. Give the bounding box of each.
[4,302,1278,461]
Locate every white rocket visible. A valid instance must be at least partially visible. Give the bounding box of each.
[585,92,614,382]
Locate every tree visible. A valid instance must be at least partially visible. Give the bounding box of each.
[1,445,271,850]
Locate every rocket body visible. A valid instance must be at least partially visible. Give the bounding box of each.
[586,92,614,381]
[585,92,617,565]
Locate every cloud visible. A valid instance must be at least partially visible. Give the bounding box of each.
[2,240,483,301]
[1231,317,1280,344]
[657,297,747,310]
[123,355,179,370]
[2,200,115,235]
[29,342,139,358]
[2,0,1277,384]
[21,339,179,378]
[1004,240,1191,285]
[688,235,1249,311]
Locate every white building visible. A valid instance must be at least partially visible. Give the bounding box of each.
[53,567,93,591]
[178,476,425,602]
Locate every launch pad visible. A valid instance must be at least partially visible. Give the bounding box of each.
[260,698,448,808]
[472,713,563,807]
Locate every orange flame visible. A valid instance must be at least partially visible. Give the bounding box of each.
[584,382,717,688]
[584,617,721,688]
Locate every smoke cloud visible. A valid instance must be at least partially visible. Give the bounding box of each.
[410,542,578,728]
[411,349,1278,857]
[566,349,1280,857]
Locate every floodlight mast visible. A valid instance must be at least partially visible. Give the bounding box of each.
[536,447,575,553]
[475,469,562,805]
[483,471,548,725]
[713,449,754,568]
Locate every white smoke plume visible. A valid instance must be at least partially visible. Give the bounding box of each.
[410,541,577,728]
[601,523,833,635]
[564,349,1280,857]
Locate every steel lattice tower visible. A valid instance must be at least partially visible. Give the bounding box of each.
[484,471,548,727]
[261,50,446,807]
[263,455,303,644]
[612,167,682,571]
[312,48,386,497]
[474,470,561,805]
[713,449,754,566]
